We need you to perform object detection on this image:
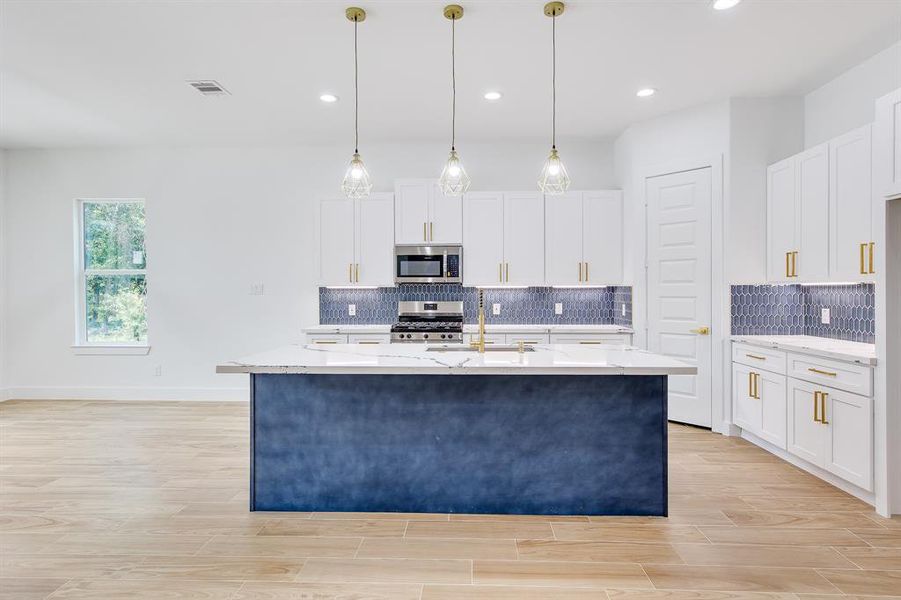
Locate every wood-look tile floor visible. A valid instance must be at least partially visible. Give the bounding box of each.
[1,400,899,600]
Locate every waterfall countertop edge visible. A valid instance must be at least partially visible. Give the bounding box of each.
[216,343,696,375]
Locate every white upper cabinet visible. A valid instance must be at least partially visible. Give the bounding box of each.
[796,144,829,282]
[875,88,901,199]
[394,179,462,244]
[319,193,394,287]
[503,192,545,286]
[462,192,505,286]
[582,191,624,285]
[545,192,584,286]
[766,158,797,282]
[829,125,874,281]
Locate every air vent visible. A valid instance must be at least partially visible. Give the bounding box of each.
[187,80,230,96]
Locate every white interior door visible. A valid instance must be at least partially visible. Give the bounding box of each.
[646,168,712,427]
[356,193,395,286]
[582,191,624,285]
[544,192,583,285]
[462,192,505,286]
[319,198,356,286]
[504,192,545,286]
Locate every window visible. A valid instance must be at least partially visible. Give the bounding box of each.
[75,199,147,347]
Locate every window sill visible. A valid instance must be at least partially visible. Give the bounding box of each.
[71,345,151,356]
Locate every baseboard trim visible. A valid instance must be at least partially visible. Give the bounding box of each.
[740,429,877,508]
[2,386,248,402]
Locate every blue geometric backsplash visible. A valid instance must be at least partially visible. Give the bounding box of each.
[731,283,875,344]
[320,285,633,326]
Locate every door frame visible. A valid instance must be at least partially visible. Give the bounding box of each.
[633,155,728,434]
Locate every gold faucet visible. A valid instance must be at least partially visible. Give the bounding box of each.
[470,288,486,353]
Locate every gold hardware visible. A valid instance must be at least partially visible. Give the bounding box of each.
[579,341,602,345]
[860,243,867,275]
[544,1,565,17]
[423,222,427,241]
[499,263,503,282]
[808,367,837,377]
[443,4,464,20]
[791,251,799,277]
[349,263,353,283]
[820,392,829,425]
[518,340,525,354]
[345,7,366,22]
[585,262,589,282]
[869,242,875,274]
[690,326,710,335]
[746,354,766,361]
[786,252,791,278]
[355,263,360,282]
[814,391,821,423]
[314,340,338,344]
[578,262,583,282]
[470,289,486,353]
[357,341,381,344]
[430,222,434,241]
[749,372,754,398]
[505,262,510,282]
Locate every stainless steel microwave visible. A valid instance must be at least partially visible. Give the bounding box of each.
[394,245,462,284]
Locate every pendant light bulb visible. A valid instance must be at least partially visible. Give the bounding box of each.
[438,5,471,197]
[342,7,371,199]
[538,2,570,195]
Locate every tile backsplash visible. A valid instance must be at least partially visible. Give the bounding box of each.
[320,285,633,326]
[731,283,874,343]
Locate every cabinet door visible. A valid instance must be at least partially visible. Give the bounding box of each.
[787,379,825,467]
[582,191,624,284]
[830,125,874,281]
[767,158,797,282]
[394,180,431,244]
[429,184,463,244]
[462,192,505,286]
[544,192,583,285]
[348,333,391,345]
[758,370,787,449]
[504,192,545,286]
[356,193,395,286]
[796,144,829,282]
[824,388,873,491]
[875,88,901,199]
[732,363,761,435]
[319,198,356,286]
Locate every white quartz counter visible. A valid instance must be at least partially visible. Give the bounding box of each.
[731,335,876,366]
[303,324,632,335]
[217,343,694,376]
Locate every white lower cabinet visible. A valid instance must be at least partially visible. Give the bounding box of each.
[307,334,347,344]
[505,333,550,346]
[734,342,874,493]
[549,333,631,345]
[348,334,391,344]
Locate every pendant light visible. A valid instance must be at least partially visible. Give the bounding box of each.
[438,4,471,196]
[537,1,570,195]
[341,7,373,199]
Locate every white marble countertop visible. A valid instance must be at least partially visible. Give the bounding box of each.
[217,343,694,376]
[303,324,632,335]
[731,335,876,366]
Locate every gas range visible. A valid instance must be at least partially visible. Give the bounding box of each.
[390,301,464,343]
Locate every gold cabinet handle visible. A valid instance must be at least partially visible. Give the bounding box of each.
[813,391,821,423]
[314,340,338,345]
[424,222,427,241]
[690,327,710,335]
[792,251,799,277]
[499,263,503,282]
[753,373,760,399]
[357,341,381,345]
[786,252,791,278]
[746,354,766,361]
[579,341,602,345]
[820,392,829,425]
[585,262,590,282]
[869,242,875,274]
[430,222,434,241]
[505,262,510,282]
[349,263,353,283]
[808,367,837,377]
[860,243,867,275]
[749,372,754,398]
[578,262,583,282]
[355,263,360,283]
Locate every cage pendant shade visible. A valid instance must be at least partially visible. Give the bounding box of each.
[538,148,570,195]
[341,152,373,199]
[439,149,471,196]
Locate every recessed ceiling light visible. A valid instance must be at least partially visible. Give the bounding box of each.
[636,88,656,98]
[712,0,742,10]
[319,93,339,103]
[483,91,502,101]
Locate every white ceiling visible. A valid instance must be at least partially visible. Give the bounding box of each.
[1,0,899,149]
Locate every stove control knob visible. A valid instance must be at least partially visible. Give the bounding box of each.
[423,334,429,339]
[440,334,446,339]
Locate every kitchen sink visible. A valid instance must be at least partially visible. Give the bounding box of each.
[426,345,536,352]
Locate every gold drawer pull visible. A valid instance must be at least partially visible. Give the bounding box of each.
[357,341,381,345]
[314,340,338,344]
[745,354,766,361]
[579,341,602,345]
[808,367,837,377]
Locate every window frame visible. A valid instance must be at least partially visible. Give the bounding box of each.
[73,198,150,351]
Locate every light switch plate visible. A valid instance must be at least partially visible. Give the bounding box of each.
[348,304,356,316]
[492,303,501,316]
[554,303,563,315]
[821,308,830,324]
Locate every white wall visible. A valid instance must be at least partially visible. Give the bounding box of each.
[0,150,7,399]
[2,139,615,400]
[805,41,901,147]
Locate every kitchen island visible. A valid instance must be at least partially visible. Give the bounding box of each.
[217,343,695,516]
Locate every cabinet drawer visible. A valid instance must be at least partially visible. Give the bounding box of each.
[465,334,506,346]
[732,343,787,374]
[788,353,872,397]
[549,333,631,345]
[306,334,348,345]
[348,334,391,345]
[505,334,550,346]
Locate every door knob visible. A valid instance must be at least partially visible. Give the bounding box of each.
[690,327,710,335]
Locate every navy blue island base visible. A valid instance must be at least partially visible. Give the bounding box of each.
[250,373,668,516]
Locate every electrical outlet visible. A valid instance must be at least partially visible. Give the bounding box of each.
[492,303,501,316]
[249,283,265,296]
[821,308,830,324]
[554,302,563,315]
[621,303,627,317]
[153,365,162,377]
[348,304,356,317]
